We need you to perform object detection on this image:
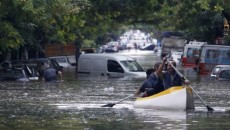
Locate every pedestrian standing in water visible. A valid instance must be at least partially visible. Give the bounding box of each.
[42,62,62,82]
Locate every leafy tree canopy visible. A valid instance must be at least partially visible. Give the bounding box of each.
[0,0,230,57]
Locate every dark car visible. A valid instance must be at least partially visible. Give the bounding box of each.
[210,65,230,78]
[217,69,230,81]
[11,60,40,80]
[29,58,63,70]
[29,58,63,76]
[139,44,155,51]
[0,68,29,82]
[0,60,40,81]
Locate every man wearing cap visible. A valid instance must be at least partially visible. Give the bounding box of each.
[42,62,62,82]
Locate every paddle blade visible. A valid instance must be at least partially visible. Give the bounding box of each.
[101,103,115,107]
[206,105,214,111]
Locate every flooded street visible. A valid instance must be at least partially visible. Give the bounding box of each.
[0,51,230,130]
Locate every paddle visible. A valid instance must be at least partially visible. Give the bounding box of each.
[101,94,134,107]
[167,59,214,111]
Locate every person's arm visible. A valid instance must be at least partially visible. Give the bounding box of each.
[181,76,190,85]
[57,71,63,81]
[155,57,167,77]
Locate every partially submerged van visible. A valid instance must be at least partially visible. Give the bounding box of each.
[182,41,207,67]
[77,54,146,78]
[198,45,230,75]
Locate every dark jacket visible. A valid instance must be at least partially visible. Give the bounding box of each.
[139,73,164,96]
[43,67,57,82]
[163,71,182,90]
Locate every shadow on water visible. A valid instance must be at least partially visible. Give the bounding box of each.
[0,52,230,129]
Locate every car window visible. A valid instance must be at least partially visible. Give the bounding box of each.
[107,60,124,73]
[50,59,61,70]
[51,57,67,63]
[219,70,230,79]
[120,60,145,72]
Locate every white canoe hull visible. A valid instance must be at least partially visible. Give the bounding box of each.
[133,86,195,111]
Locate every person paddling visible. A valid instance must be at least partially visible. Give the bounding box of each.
[135,59,166,97]
[162,59,190,90]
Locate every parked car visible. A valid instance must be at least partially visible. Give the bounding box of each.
[10,60,40,80]
[0,67,30,82]
[0,61,39,82]
[49,56,73,69]
[29,58,63,76]
[210,65,230,78]
[217,68,230,80]
[66,55,76,66]
[104,41,119,53]
[139,43,155,50]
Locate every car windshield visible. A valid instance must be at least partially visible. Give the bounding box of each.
[120,60,145,72]
[212,67,221,75]
[51,57,67,63]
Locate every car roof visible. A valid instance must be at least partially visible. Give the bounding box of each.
[220,68,230,71]
[79,54,135,61]
[49,56,67,58]
[214,65,230,68]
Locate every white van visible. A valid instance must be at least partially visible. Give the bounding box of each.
[182,41,207,67]
[77,53,146,78]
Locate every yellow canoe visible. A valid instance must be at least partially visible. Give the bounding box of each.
[133,86,195,110]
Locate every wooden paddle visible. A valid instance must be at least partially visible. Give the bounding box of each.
[101,94,134,107]
[167,59,214,111]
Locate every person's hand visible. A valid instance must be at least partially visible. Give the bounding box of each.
[184,79,190,85]
[162,57,167,63]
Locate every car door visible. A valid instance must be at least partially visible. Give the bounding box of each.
[107,60,124,77]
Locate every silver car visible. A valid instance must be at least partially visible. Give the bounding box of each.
[210,65,230,78]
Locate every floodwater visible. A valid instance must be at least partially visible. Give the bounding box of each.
[0,50,230,130]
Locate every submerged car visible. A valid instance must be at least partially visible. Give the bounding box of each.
[0,68,30,82]
[217,68,230,80]
[210,65,230,78]
[0,61,39,81]
[49,56,73,69]
[29,58,63,76]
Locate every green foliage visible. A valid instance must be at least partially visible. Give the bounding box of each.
[81,39,96,48]
[1,0,230,58]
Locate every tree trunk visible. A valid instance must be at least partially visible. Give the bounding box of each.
[75,39,82,77]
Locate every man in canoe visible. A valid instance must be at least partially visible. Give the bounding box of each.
[135,57,189,97]
[135,58,166,97]
[163,60,190,90]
